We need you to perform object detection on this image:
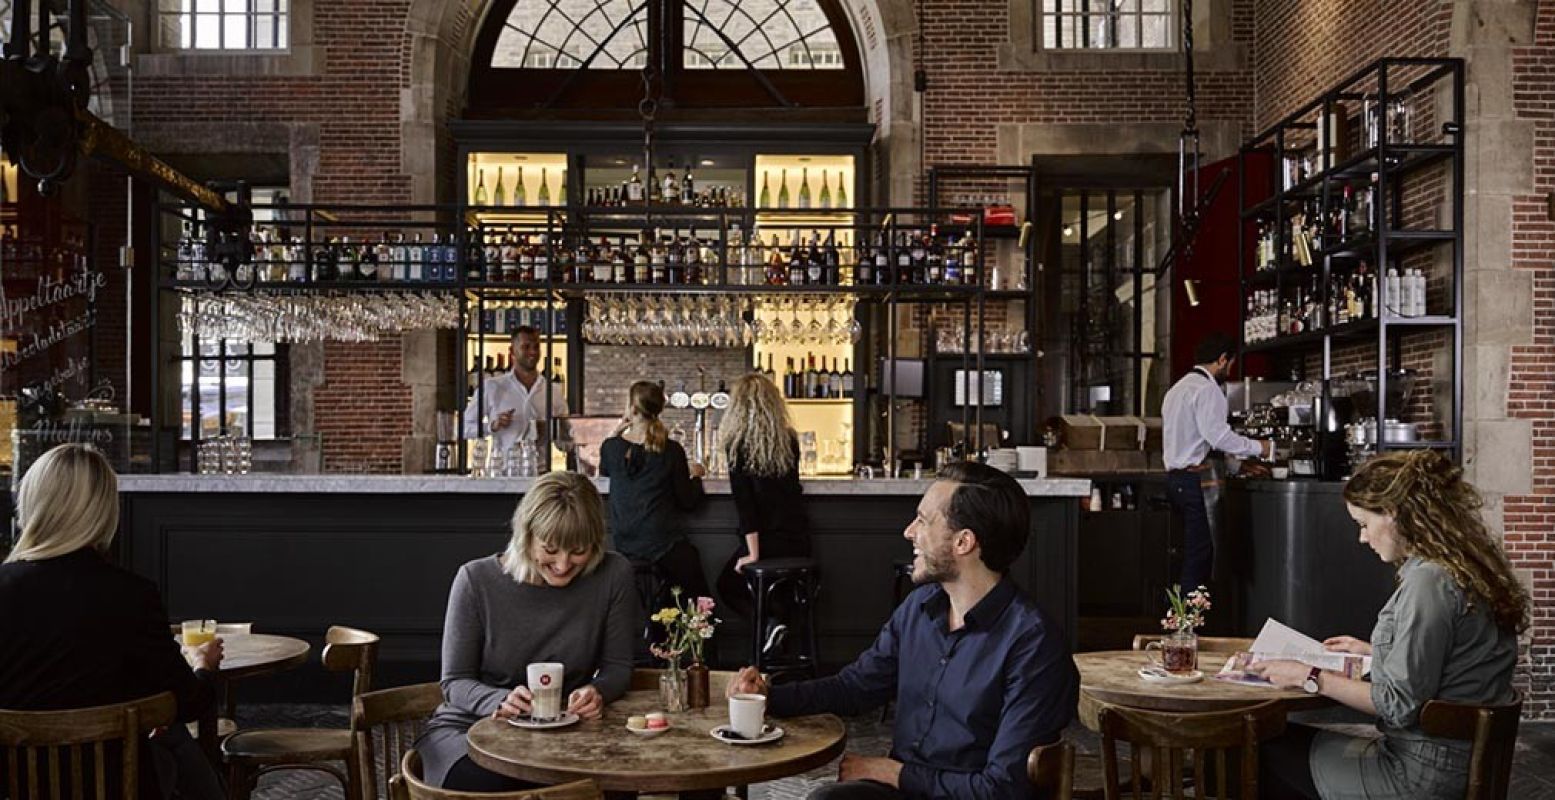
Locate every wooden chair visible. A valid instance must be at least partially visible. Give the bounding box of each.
[222,625,379,800]
[390,750,602,800]
[169,622,255,741]
[1419,694,1522,800]
[352,682,443,800]
[0,692,176,800]
[1096,700,1286,800]
[1027,739,1075,800]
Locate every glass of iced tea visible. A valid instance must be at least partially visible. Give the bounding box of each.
[181,619,218,647]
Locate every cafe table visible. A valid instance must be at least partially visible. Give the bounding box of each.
[180,633,311,760]
[1073,650,1330,730]
[466,689,848,795]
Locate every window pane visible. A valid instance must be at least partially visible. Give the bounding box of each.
[682,0,844,70]
[253,360,277,438]
[1142,13,1170,48]
[195,0,219,12]
[254,12,276,48]
[492,0,645,69]
[193,13,221,47]
[224,12,248,48]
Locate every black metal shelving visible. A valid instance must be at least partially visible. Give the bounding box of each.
[1237,56,1465,463]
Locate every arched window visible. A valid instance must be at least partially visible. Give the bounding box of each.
[469,0,863,114]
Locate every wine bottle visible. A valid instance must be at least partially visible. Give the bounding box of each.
[558,169,568,206]
[493,167,506,207]
[798,168,812,209]
[516,166,527,206]
[759,172,772,208]
[837,174,848,208]
[778,169,791,208]
[818,170,831,209]
[538,168,551,206]
[474,169,488,206]
[842,358,854,398]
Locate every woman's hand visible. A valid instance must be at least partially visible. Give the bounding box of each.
[613,416,632,437]
[689,462,707,479]
[184,637,225,672]
[567,685,604,719]
[494,685,533,720]
[1246,659,1312,690]
[1323,636,1373,656]
[734,554,759,573]
[726,666,768,698]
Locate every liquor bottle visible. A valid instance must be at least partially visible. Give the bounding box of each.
[516,166,528,206]
[474,169,488,205]
[788,232,807,286]
[841,358,854,398]
[493,167,506,207]
[409,233,425,281]
[538,168,551,206]
[759,172,772,208]
[552,357,565,387]
[824,232,841,285]
[650,232,667,284]
[683,163,695,204]
[666,229,684,285]
[766,234,787,285]
[499,233,519,281]
[927,224,944,283]
[806,234,824,285]
[685,227,703,284]
[798,168,812,209]
[534,233,551,282]
[628,164,645,203]
[855,236,873,285]
[518,235,535,282]
[664,162,680,204]
[593,236,613,283]
[874,231,890,285]
[836,174,848,208]
[632,232,648,284]
[819,170,831,209]
[778,169,791,208]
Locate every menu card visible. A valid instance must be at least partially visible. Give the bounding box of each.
[1215,619,1372,685]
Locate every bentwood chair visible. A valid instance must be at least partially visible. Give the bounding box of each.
[391,750,602,800]
[1026,739,1075,800]
[352,682,444,800]
[1096,699,1286,800]
[222,626,379,800]
[1419,693,1523,800]
[0,692,177,800]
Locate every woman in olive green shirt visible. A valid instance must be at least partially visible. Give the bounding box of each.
[1253,449,1529,800]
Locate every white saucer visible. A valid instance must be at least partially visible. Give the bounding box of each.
[710,723,784,746]
[507,712,580,730]
[1138,667,1204,685]
[626,723,670,737]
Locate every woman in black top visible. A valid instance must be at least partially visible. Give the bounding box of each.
[599,381,711,603]
[715,373,810,620]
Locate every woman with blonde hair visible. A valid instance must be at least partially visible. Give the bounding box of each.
[715,373,810,639]
[600,381,710,607]
[0,443,225,799]
[417,471,637,790]
[1252,449,1529,800]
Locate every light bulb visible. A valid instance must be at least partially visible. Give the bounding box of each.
[1062,225,1074,237]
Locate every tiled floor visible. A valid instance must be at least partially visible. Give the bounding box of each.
[241,703,1555,799]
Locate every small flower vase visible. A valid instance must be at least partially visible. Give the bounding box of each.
[1147,630,1200,674]
[686,661,711,709]
[659,666,688,712]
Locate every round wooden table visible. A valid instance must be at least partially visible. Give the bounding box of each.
[1074,650,1329,729]
[467,690,848,793]
[216,634,311,679]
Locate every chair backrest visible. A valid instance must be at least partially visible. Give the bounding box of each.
[1130,635,1255,654]
[629,667,737,698]
[0,692,177,800]
[352,682,443,800]
[323,625,381,702]
[1419,694,1522,800]
[1096,700,1287,800]
[1027,739,1075,800]
[393,749,603,800]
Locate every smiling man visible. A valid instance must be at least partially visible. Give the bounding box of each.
[727,462,1078,799]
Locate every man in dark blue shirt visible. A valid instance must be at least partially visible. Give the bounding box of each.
[728,462,1078,799]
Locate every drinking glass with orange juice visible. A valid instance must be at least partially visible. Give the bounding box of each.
[181,619,217,647]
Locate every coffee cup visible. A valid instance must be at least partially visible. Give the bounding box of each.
[527,662,565,721]
[728,693,766,739]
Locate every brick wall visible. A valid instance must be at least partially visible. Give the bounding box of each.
[1508,2,1555,718]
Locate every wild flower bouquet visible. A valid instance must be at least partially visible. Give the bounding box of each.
[649,587,719,668]
[1160,584,1211,633]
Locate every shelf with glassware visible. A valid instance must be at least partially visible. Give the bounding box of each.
[1237,56,1464,466]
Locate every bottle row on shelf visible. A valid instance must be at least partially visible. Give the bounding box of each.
[1279,95,1417,191]
[1,226,90,268]
[472,305,567,337]
[471,166,566,208]
[169,222,985,289]
[756,352,854,400]
[1253,177,1376,271]
[1243,266,1433,345]
[467,356,566,399]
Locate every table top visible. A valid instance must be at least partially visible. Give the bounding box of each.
[466,690,848,792]
[212,634,311,680]
[1074,650,1328,727]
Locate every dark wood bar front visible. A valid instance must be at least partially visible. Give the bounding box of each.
[117,476,1088,699]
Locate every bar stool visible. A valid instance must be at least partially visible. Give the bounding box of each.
[743,557,820,680]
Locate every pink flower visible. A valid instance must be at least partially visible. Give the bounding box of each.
[696,597,716,615]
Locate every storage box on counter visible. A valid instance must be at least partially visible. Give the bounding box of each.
[1048,449,1152,473]
[1059,415,1151,451]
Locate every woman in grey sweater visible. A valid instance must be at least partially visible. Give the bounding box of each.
[1253,450,1530,800]
[416,472,639,790]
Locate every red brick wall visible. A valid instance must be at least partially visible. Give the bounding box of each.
[1508,2,1555,718]
[132,1,417,474]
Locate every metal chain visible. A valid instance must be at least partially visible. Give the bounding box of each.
[639,60,658,206]
[1182,0,1197,136]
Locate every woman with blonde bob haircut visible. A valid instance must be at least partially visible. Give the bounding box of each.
[418,472,638,791]
[0,444,225,799]
[715,373,810,643]
[1254,449,1530,800]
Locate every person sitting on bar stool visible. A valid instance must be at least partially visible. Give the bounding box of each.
[0,444,225,799]
[1161,331,1274,591]
[727,462,1079,800]
[715,373,811,656]
[1251,450,1529,800]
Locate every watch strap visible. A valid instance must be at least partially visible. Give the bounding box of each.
[1303,666,1323,694]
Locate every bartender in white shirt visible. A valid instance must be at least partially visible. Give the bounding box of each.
[1161,332,1273,591]
[463,325,569,456]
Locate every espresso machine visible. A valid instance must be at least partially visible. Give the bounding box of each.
[668,369,730,470]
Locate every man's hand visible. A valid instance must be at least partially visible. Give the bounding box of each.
[1246,659,1312,690]
[1238,460,1272,478]
[491,409,516,432]
[726,666,768,698]
[494,685,533,720]
[567,685,604,720]
[838,754,903,787]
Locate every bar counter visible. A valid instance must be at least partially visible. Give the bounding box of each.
[116,474,1089,698]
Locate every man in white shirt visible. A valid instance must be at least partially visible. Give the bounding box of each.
[463,326,569,456]
[1160,332,1273,590]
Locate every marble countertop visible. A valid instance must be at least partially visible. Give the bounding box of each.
[117,473,1092,498]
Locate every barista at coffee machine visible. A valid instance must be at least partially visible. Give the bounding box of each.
[463,326,571,458]
[1162,332,1275,590]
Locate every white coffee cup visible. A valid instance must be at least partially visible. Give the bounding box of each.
[527,662,565,721]
[728,693,766,739]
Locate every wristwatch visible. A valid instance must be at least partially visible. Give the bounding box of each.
[1302,666,1323,694]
